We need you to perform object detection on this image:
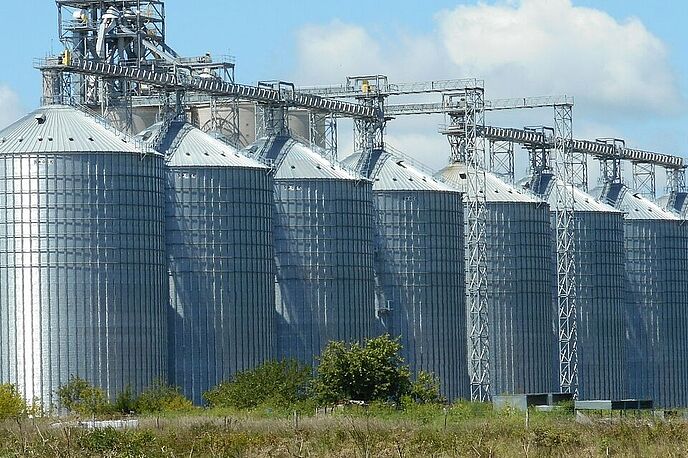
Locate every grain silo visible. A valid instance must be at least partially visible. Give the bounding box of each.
[0,105,167,407]
[341,150,469,400]
[243,136,375,364]
[597,182,688,408]
[436,162,556,396]
[523,172,626,400]
[139,121,275,404]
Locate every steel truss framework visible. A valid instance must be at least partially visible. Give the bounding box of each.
[524,126,554,175]
[596,139,625,186]
[444,88,491,402]
[308,111,338,161]
[488,139,515,184]
[632,162,656,200]
[553,104,578,396]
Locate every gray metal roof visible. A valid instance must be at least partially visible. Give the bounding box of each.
[243,136,359,180]
[138,121,267,169]
[594,183,678,220]
[435,162,542,203]
[656,192,688,218]
[520,172,621,213]
[0,105,142,154]
[341,150,458,192]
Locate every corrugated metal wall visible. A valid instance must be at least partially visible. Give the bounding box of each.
[245,137,376,365]
[624,218,688,407]
[273,178,376,362]
[373,189,468,400]
[486,201,556,395]
[0,151,167,407]
[164,129,275,404]
[569,212,626,399]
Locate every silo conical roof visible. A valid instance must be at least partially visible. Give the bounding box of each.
[341,150,457,192]
[244,136,359,180]
[656,192,688,217]
[138,121,267,169]
[0,105,141,154]
[522,172,621,213]
[436,161,541,203]
[595,182,678,220]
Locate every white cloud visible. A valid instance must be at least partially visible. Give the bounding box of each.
[437,0,683,117]
[0,85,25,130]
[294,0,683,118]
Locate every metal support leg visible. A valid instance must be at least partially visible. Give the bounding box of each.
[553,104,578,397]
[447,88,490,402]
[632,162,656,200]
[488,139,514,184]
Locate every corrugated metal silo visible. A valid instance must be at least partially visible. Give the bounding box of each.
[243,136,376,364]
[598,183,688,408]
[436,163,556,396]
[0,105,167,407]
[523,172,626,400]
[341,150,469,400]
[140,121,275,404]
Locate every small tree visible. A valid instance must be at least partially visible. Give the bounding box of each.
[408,371,445,404]
[313,334,411,404]
[203,359,312,410]
[135,380,192,415]
[0,384,27,421]
[56,376,110,419]
[114,385,136,414]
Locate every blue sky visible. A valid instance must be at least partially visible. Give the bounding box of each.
[0,0,686,186]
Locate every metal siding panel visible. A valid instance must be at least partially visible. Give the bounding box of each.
[0,151,167,408]
[624,219,688,408]
[373,189,469,400]
[166,165,275,405]
[274,177,376,363]
[486,201,557,396]
[569,212,626,400]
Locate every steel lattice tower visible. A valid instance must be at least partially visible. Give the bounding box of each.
[446,88,491,402]
[553,103,578,396]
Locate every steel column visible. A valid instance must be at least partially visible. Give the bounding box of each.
[553,104,578,396]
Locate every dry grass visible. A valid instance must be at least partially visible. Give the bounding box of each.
[1,407,688,457]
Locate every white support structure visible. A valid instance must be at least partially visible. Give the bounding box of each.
[445,88,491,402]
[666,167,686,194]
[553,104,578,396]
[488,139,514,184]
[632,162,656,200]
[309,111,338,162]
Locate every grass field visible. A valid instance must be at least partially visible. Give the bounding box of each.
[1,402,687,457]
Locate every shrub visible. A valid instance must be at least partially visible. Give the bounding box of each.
[135,380,192,414]
[313,334,411,404]
[114,385,136,414]
[203,360,312,410]
[408,371,445,404]
[0,384,27,421]
[56,376,110,417]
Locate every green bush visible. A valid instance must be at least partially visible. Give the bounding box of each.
[0,384,27,421]
[203,359,312,410]
[135,380,193,414]
[408,371,445,404]
[56,376,111,417]
[312,334,412,404]
[114,385,136,414]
